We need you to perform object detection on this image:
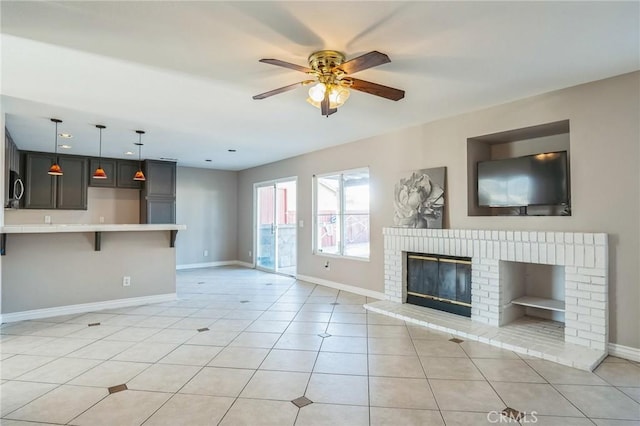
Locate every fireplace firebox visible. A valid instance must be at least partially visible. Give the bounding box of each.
[406,253,472,317]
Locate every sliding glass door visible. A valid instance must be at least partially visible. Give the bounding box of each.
[255,178,297,275]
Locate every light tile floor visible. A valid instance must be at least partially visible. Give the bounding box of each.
[0,266,638,425]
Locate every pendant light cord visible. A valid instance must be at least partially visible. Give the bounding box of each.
[98,127,103,167]
[54,121,59,155]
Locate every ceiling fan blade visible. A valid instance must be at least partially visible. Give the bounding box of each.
[350,78,405,101]
[321,91,337,117]
[337,51,391,74]
[259,58,313,73]
[252,81,310,100]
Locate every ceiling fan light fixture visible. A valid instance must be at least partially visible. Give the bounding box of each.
[308,82,326,102]
[307,85,350,110]
[329,85,350,107]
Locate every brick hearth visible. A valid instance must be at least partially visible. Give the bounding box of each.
[367,228,609,370]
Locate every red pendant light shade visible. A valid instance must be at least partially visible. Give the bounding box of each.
[93,124,108,179]
[133,169,146,181]
[93,167,107,179]
[48,118,63,176]
[48,163,63,176]
[133,130,146,182]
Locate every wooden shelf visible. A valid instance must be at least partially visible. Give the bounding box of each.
[511,296,565,312]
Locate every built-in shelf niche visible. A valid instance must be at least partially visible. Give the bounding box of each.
[501,260,565,324]
[467,120,571,216]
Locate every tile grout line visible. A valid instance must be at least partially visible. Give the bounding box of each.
[292,283,340,425]
[404,320,446,425]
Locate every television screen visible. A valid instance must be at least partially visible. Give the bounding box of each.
[477,151,569,207]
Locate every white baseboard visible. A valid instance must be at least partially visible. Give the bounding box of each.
[176,260,254,270]
[0,293,176,324]
[296,274,385,300]
[608,342,640,362]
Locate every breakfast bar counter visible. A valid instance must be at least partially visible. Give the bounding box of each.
[0,224,186,253]
[0,223,186,322]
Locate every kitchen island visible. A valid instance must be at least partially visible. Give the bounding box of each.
[0,223,186,322]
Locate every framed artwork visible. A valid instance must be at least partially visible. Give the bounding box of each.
[393,167,446,229]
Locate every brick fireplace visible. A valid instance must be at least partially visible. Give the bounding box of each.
[371,227,609,370]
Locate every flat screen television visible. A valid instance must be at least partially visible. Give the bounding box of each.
[477,151,569,207]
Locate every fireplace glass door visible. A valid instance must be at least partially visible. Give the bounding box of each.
[407,253,472,317]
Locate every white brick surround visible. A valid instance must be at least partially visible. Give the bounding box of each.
[383,228,608,352]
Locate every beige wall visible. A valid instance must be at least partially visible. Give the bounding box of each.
[176,166,238,266]
[238,72,640,348]
[4,187,140,224]
[1,231,176,313]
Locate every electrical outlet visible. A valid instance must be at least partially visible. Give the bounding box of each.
[99,216,105,224]
[122,276,131,287]
[249,250,252,258]
[203,249,208,257]
[44,215,52,224]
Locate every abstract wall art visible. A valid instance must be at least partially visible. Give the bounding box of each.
[393,167,446,229]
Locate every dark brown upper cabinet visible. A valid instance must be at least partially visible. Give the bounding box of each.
[56,155,88,209]
[88,158,141,189]
[140,160,176,224]
[144,160,176,198]
[23,152,56,209]
[88,158,116,187]
[116,160,143,189]
[5,128,21,207]
[22,152,88,210]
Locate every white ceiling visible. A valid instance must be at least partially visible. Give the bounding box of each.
[1,1,638,170]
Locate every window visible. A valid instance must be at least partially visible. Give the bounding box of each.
[314,168,370,259]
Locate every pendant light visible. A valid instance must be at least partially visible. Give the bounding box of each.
[133,130,146,181]
[48,118,63,175]
[92,125,107,179]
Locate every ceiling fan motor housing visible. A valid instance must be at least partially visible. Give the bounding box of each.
[308,50,346,82]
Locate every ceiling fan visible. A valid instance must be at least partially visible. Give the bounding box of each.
[253,50,405,117]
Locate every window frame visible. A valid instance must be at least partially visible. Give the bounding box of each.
[313,167,370,261]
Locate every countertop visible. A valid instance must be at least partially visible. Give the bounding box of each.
[1,224,187,234]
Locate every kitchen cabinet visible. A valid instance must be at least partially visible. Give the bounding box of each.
[89,158,142,189]
[144,160,176,197]
[5,128,20,175]
[140,160,176,224]
[116,160,142,189]
[57,155,88,209]
[5,128,21,207]
[141,198,176,224]
[23,152,56,209]
[22,152,88,210]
